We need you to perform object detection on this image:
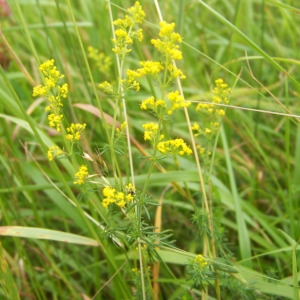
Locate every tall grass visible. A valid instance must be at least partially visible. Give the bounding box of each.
[1,0,300,299]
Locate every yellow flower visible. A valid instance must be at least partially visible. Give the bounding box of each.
[58,83,68,99]
[113,30,133,55]
[45,77,55,89]
[157,138,192,156]
[166,91,190,115]
[102,183,136,208]
[39,59,64,84]
[217,109,225,116]
[140,96,155,110]
[115,191,126,208]
[142,122,159,141]
[32,85,47,97]
[212,96,222,103]
[195,254,208,269]
[127,1,145,24]
[139,61,164,76]
[125,183,136,195]
[39,59,55,72]
[126,69,140,82]
[212,78,232,104]
[197,146,206,155]
[121,122,127,130]
[140,91,189,117]
[102,186,116,207]
[151,21,183,61]
[126,61,164,89]
[112,2,145,56]
[136,28,144,42]
[194,79,231,140]
[47,146,63,161]
[191,122,200,131]
[74,165,89,185]
[122,70,140,91]
[33,59,68,132]
[103,186,116,198]
[125,194,134,202]
[191,122,201,137]
[205,128,212,134]
[88,46,112,74]
[166,64,186,80]
[66,123,86,142]
[98,81,114,95]
[48,113,63,132]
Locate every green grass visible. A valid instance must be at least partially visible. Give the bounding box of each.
[1,0,300,299]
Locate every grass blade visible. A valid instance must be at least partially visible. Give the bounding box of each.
[0,226,99,246]
[221,127,252,266]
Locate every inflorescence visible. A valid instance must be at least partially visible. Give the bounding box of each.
[33,59,87,183]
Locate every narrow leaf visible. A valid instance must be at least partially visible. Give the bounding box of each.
[0,226,100,247]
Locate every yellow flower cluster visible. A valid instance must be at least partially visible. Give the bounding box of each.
[66,123,86,142]
[191,121,220,137]
[142,123,161,141]
[126,1,145,24]
[121,20,186,103]
[212,78,231,101]
[151,21,186,80]
[88,46,112,74]
[140,91,191,117]
[112,1,145,56]
[193,79,231,137]
[74,165,89,185]
[192,79,231,156]
[125,61,164,92]
[116,121,127,135]
[196,78,231,117]
[98,81,115,95]
[33,60,88,163]
[127,61,164,80]
[139,61,164,75]
[166,90,191,115]
[33,59,68,132]
[47,145,63,161]
[151,21,183,61]
[48,113,64,131]
[195,254,208,269]
[133,23,188,123]
[196,145,211,157]
[121,74,140,92]
[126,21,185,90]
[130,18,191,158]
[102,183,136,208]
[98,2,145,94]
[140,96,166,117]
[131,267,140,274]
[157,138,192,156]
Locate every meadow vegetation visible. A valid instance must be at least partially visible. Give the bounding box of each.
[1,0,300,299]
